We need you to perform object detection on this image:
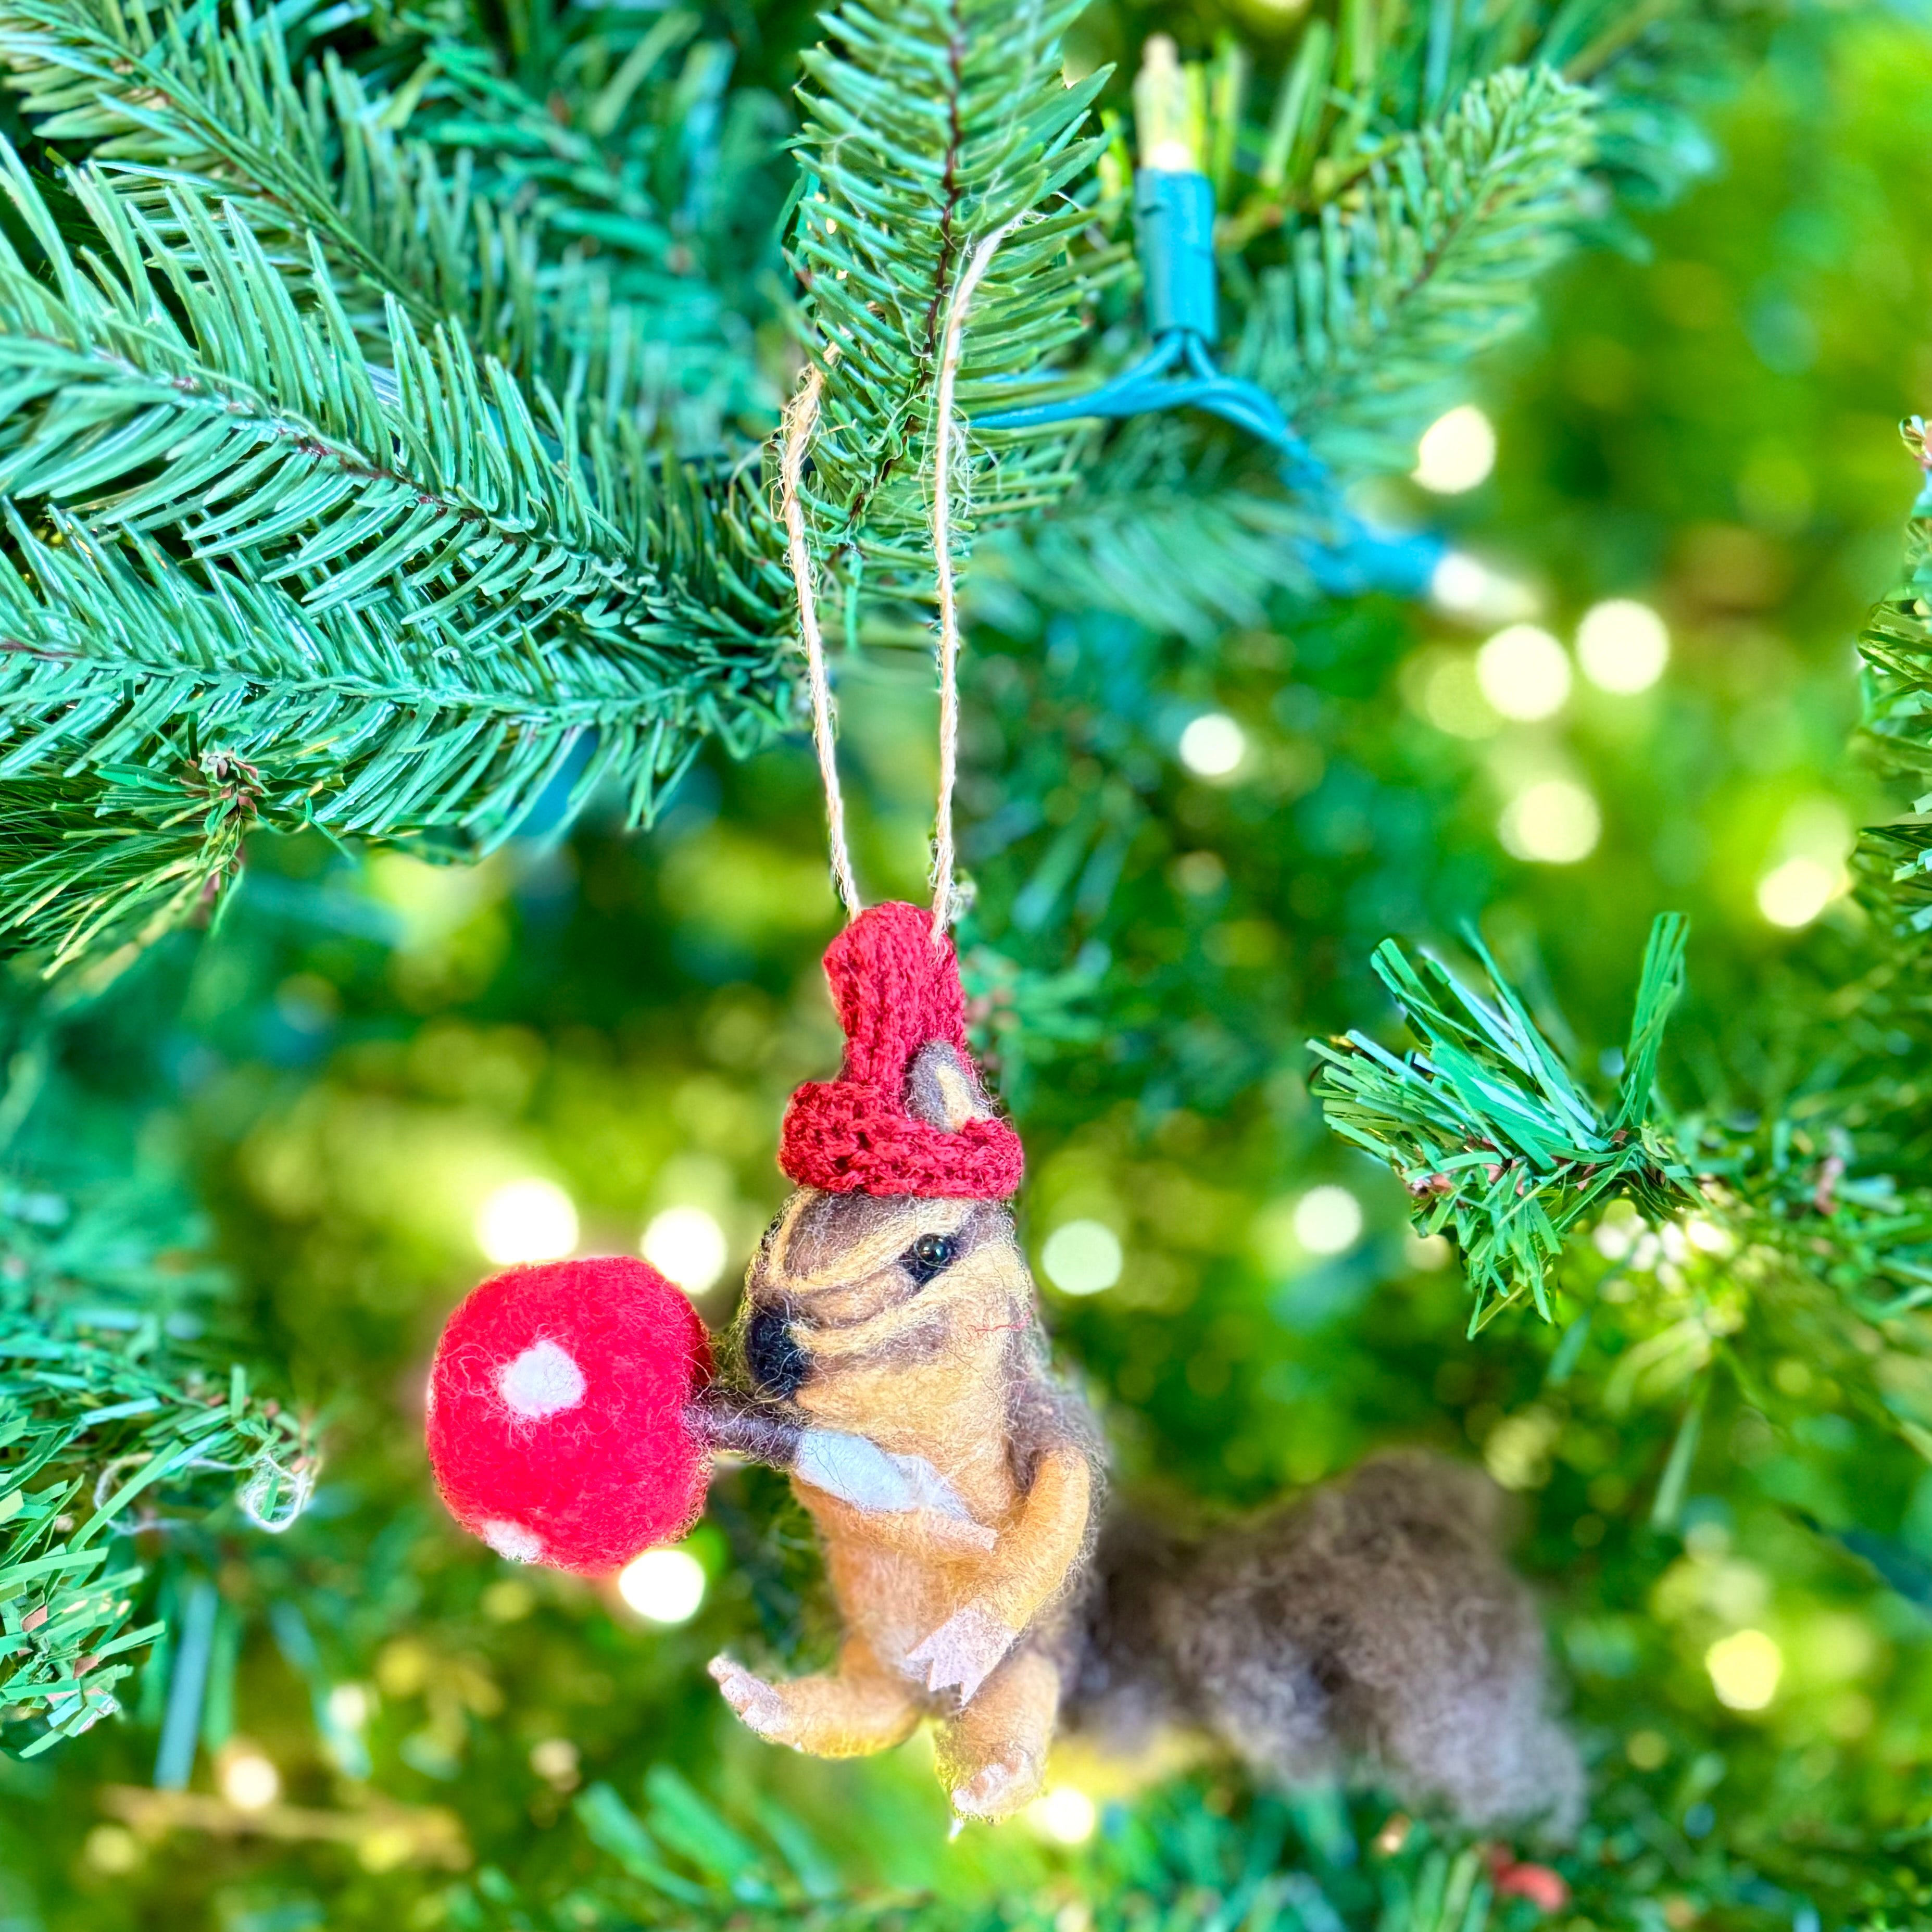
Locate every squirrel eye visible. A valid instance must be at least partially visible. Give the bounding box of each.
[904,1233,958,1285]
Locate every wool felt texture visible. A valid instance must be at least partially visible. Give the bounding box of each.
[779,900,1024,1199]
[692,1385,981,1522]
[425,1272,997,1575]
[425,1257,712,1576]
[712,1173,1103,1820]
[1064,1452,1583,1836]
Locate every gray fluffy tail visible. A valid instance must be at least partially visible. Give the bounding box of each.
[1062,1452,1583,1837]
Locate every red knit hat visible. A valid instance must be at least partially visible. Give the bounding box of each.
[779,901,1023,1198]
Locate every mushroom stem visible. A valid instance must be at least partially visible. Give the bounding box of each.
[683,1388,982,1528]
[684,1386,802,1467]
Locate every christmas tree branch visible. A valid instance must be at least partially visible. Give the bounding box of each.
[1311,914,1701,1328]
[1313,897,1932,1487]
[1855,424,1932,938]
[439,1759,1925,1931]
[1238,65,1596,477]
[0,0,770,434]
[380,4,787,445]
[791,0,1112,574]
[981,444,1328,642]
[0,510,781,965]
[0,0,484,337]
[0,766,255,972]
[0,154,633,630]
[0,150,787,964]
[0,1149,311,1756]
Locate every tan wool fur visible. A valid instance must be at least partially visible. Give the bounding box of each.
[706,1047,1579,1836]
[709,1182,1101,1821]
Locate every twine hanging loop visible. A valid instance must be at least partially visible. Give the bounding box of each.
[777,218,1020,939]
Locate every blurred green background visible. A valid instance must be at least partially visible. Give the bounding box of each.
[9,6,1932,1926]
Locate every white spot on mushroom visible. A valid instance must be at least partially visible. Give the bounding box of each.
[482,1519,545,1563]
[497,1339,586,1419]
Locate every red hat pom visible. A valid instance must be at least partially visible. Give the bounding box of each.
[425,1257,711,1576]
[778,901,1024,1199]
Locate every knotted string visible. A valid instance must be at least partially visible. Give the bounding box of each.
[776,221,1018,938]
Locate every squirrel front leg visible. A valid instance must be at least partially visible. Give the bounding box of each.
[982,1446,1093,1631]
[907,1445,1092,1702]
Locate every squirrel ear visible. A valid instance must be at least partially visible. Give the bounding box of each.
[904,1040,994,1133]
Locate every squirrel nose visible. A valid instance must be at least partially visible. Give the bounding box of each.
[747,1306,810,1399]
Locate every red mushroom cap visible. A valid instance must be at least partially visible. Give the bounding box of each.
[425,1256,711,1576]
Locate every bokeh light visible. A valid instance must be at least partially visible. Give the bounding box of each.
[1407,650,1500,739]
[1499,780,1601,864]
[1404,1231,1452,1270]
[642,1205,730,1295]
[1030,1785,1098,1844]
[327,1684,373,1730]
[1293,1185,1363,1255]
[83,1826,142,1875]
[617,1548,708,1625]
[1429,551,1540,624]
[1040,1220,1123,1295]
[1476,624,1572,720]
[1177,712,1247,778]
[1757,855,1842,928]
[219,1747,281,1812]
[1412,404,1497,494]
[1706,1628,1783,1710]
[530,1738,581,1789]
[476,1178,579,1265]
[1576,598,1670,693]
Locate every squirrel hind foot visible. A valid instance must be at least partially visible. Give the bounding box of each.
[707,1655,788,1739]
[947,1748,1046,1822]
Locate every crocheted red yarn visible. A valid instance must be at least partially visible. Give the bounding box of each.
[425,1256,711,1576]
[779,901,1023,1198]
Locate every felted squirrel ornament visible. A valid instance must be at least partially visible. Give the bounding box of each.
[706,900,1101,1820]
[709,904,1578,1830]
[425,902,1580,1830]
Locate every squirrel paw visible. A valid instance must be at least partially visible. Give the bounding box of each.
[949,1748,1044,1822]
[708,1655,787,1740]
[906,1602,1016,1703]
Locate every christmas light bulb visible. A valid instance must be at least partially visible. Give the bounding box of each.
[1706,1628,1782,1711]
[1576,599,1670,693]
[1178,712,1246,777]
[1757,856,1841,928]
[1031,1786,1098,1844]
[1134,36,1198,172]
[219,1747,281,1812]
[1293,1186,1362,1255]
[1476,624,1571,720]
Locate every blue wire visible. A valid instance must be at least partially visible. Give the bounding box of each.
[974,170,1443,601]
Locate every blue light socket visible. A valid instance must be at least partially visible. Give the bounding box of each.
[1134,169,1219,344]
